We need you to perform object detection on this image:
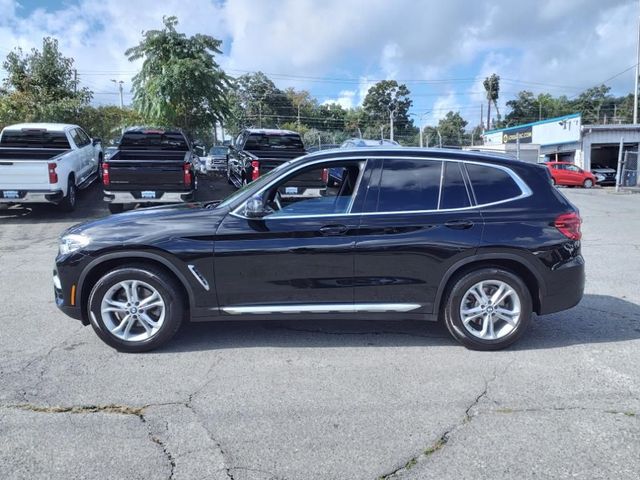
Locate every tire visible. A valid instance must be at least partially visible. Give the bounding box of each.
[59,177,77,212]
[583,179,593,189]
[443,267,532,351]
[108,204,125,214]
[87,266,185,352]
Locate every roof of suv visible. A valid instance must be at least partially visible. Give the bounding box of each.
[305,147,541,170]
[3,123,79,132]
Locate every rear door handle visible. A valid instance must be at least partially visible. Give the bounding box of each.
[444,220,474,230]
[320,224,348,236]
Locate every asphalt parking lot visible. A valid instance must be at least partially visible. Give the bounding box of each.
[0,179,638,480]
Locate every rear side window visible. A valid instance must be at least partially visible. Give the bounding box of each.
[440,162,471,209]
[466,163,522,205]
[376,159,442,212]
[119,131,189,151]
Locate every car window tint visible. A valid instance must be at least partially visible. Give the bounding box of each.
[440,162,470,209]
[376,159,442,212]
[466,163,522,205]
[267,161,363,217]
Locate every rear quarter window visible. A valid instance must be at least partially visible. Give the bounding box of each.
[466,163,523,205]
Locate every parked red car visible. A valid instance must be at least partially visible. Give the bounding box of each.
[545,162,597,188]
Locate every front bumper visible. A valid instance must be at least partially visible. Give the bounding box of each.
[538,255,585,315]
[53,266,84,322]
[207,159,227,172]
[104,190,194,204]
[0,189,64,204]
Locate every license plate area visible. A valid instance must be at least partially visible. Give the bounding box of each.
[2,190,19,199]
[141,191,156,199]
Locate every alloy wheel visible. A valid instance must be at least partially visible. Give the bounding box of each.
[100,280,166,342]
[459,280,521,340]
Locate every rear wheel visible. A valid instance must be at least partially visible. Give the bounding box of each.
[59,177,77,212]
[88,266,184,352]
[583,179,593,188]
[443,268,532,350]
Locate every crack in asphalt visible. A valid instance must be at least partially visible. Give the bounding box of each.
[376,362,510,480]
[5,403,145,415]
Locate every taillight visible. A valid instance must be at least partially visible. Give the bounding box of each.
[555,212,582,241]
[322,168,329,184]
[251,160,260,181]
[102,162,110,186]
[48,162,58,184]
[183,164,192,187]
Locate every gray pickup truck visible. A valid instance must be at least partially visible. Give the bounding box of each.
[102,128,198,213]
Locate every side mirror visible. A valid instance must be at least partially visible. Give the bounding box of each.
[92,138,102,146]
[244,196,266,218]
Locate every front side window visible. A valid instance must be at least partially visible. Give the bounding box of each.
[466,163,522,205]
[245,160,364,217]
[375,159,442,212]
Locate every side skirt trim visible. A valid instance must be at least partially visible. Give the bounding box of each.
[222,303,421,315]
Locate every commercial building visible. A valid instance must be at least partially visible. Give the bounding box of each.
[482,114,640,177]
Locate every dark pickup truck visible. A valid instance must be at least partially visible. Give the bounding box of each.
[227,129,325,197]
[102,128,198,214]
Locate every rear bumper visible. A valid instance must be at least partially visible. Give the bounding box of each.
[104,190,194,204]
[0,189,64,204]
[538,255,585,315]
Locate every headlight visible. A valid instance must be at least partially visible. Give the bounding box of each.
[59,234,91,255]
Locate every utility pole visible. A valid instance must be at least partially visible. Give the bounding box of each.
[389,107,396,142]
[437,128,443,148]
[73,69,77,93]
[635,0,640,123]
[539,100,542,121]
[480,103,484,131]
[111,79,124,108]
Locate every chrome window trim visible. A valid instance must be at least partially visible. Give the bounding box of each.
[222,303,422,315]
[230,155,532,220]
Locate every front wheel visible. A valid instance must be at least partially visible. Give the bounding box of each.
[88,266,185,352]
[583,179,593,188]
[443,268,532,350]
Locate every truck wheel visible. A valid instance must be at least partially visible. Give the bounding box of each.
[59,177,77,212]
[87,266,184,352]
[108,204,125,214]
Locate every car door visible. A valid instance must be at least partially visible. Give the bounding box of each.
[77,128,97,174]
[354,157,483,316]
[564,164,583,185]
[213,157,370,314]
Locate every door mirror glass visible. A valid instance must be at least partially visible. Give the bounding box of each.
[244,196,267,218]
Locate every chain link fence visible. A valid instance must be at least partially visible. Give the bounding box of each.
[621,151,639,187]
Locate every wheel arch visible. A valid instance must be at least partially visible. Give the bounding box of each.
[77,251,194,325]
[435,253,545,316]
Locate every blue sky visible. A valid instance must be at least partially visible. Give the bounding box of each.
[1,0,638,128]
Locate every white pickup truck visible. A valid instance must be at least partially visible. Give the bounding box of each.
[0,123,103,211]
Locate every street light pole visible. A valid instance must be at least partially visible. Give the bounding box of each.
[111,79,124,108]
[389,107,396,142]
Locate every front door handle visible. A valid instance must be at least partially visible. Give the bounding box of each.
[444,220,474,230]
[320,224,348,236]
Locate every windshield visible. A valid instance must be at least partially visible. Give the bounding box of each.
[1,130,71,149]
[210,146,227,155]
[216,160,295,209]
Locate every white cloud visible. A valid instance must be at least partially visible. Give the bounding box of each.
[0,0,636,121]
[322,90,356,109]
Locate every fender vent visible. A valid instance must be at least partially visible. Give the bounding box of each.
[187,265,210,291]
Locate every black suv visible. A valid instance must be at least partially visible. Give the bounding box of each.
[54,148,584,352]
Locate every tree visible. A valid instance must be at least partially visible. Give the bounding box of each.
[0,37,91,126]
[437,111,468,147]
[483,73,500,128]
[362,80,414,140]
[126,16,231,138]
[572,85,610,124]
[284,88,317,127]
[226,72,293,133]
[75,106,143,145]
